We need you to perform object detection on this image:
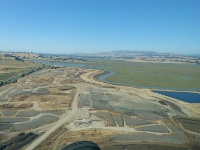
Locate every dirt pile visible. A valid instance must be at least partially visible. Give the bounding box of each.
[74,114,102,128]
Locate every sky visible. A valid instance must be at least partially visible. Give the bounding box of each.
[0,0,199,54]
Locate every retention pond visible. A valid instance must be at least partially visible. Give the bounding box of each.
[153,91,200,103]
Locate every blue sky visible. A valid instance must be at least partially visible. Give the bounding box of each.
[0,0,199,54]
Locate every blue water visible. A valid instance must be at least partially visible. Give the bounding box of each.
[50,61,88,68]
[26,59,89,68]
[153,91,200,103]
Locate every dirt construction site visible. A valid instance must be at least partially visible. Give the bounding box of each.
[0,67,200,150]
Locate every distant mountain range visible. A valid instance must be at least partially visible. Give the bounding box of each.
[69,50,200,64]
[72,50,182,58]
[187,54,200,58]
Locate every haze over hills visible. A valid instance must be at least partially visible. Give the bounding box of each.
[2,50,199,58]
[73,50,181,58]
[68,50,199,64]
[1,50,200,64]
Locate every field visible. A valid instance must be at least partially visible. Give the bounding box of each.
[87,59,200,90]
[0,57,42,82]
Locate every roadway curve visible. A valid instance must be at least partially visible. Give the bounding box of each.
[25,84,81,150]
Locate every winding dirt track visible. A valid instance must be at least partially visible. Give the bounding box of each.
[25,84,81,150]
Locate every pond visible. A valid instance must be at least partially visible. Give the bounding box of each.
[26,59,88,68]
[153,91,200,103]
[26,59,103,69]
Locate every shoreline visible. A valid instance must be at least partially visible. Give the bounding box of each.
[94,70,200,94]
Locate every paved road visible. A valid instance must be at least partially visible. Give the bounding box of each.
[25,84,81,150]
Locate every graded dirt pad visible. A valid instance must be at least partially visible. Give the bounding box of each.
[0,132,39,150]
[125,117,151,126]
[163,100,187,116]
[1,110,17,116]
[138,113,160,121]
[31,74,55,85]
[114,116,124,127]
[174,116,200,133]
[112,124,186,144]
[7,88,23,97]
[101,144,191,150]
[41,110,66,116]
[94,112,116,126]
[34,87,48,94]
[0,103,14,109]
[135,124,170,133]
[0,123,12,131]
[90,88,107,95]
[23,83,38,89]
[92,98,113,111]
[79,93,91,107]
[12,115,59,131]
[14,102,33,109]
[26,94,73,109]
[0,117,29,123]
[0,98,8,102]
[0,133,4,143]
[12,94,29,101]
[82,88,171,118]
[16,110,39,117]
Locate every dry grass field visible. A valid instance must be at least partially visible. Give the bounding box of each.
[0,56,42,82]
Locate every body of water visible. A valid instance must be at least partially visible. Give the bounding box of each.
[98,71,115,83]
[50,61,88,68]
[26,59,90,68]
[153,91,200,103]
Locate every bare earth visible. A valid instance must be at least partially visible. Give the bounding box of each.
[0,67,200,150]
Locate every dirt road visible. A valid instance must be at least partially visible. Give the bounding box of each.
[25,84,81,150]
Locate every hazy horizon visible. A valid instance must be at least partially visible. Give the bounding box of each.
[0,0,199,54]
[2,49,200,56]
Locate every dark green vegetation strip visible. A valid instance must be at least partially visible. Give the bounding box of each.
[87,59,200,90]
